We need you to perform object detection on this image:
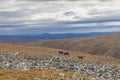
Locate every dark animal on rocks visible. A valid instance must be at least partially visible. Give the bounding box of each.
[64,52,70,57]
[78,56,85,60]
[59,50,70,57]
[59,50,64,55]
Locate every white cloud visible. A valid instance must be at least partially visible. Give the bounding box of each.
[0,0,120,34]
[1,0,120,22]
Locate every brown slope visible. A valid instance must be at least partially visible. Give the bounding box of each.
[0,43,58,59]
[27,33,120,59]
[0,43,120,64]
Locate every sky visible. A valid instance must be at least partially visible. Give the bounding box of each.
[0,0,120,35]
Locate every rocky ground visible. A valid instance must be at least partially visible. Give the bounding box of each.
[0,53,120,80]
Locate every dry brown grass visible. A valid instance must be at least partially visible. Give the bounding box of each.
[0,43,119,64]
[0,44,58,59]
[27,33,120,59]
[69,51,120,65]
[0,69,94,80]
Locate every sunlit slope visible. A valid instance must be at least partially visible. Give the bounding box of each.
[27,33,120,59]
[0,43,119,64]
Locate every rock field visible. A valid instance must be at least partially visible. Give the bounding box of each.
[0,53,120,80]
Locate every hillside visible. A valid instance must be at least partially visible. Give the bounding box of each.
[27,33,120,59]
[0,44,119,80]
[0,43,119,64]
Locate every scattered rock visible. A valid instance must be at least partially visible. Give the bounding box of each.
[0,54,119,80]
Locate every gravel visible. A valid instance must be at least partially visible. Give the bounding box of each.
[0,53,120,80]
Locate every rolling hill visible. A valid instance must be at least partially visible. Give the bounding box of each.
[27,33,120,59]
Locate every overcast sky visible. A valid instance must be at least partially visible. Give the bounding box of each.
[0,0,120,35]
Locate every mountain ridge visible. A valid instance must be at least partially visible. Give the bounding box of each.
[0,32,115,44]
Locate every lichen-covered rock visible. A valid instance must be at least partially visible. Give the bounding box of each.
[0,54,119,80]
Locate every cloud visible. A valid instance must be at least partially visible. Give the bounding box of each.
[0,0,120,35]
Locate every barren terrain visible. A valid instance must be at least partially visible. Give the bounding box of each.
[0,44,119,80]
[27,33,120,59]
[0,44,119,64]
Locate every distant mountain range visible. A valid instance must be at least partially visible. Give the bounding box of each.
[0,32,116,44]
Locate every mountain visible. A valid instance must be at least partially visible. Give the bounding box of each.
[0,32,114,44]
[27,33,120,59]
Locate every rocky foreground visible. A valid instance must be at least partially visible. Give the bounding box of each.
[0,53,120,80]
